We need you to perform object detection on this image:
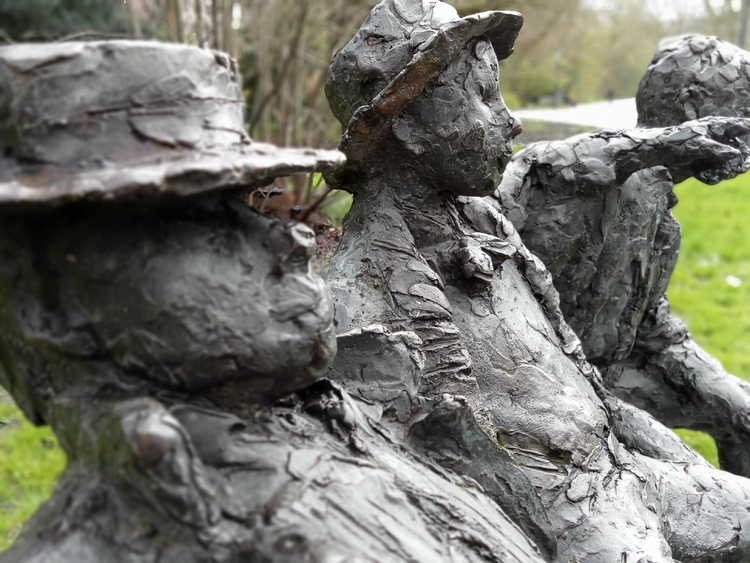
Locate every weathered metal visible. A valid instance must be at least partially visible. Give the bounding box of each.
[325,3,750,562]
[0,38,545,563]
[501,34,750,479]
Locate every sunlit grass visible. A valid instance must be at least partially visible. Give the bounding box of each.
[668,172,750,467]
[672,428,720,468]
[670,174,750,379]
[0,391,66,552]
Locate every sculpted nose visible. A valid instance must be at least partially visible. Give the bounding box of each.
[508,116,523,139]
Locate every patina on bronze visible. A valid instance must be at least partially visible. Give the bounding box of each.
[0,41,345,205]
[499,34,750,479]
[0,40,548,563]
[7,10,750,563]
[325,1,750,562]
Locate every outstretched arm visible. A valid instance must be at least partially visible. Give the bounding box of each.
[609,117,750,185]
[602,296,750,476]
[497,116,750,231]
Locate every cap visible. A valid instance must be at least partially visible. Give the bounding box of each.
[325,0,522,175]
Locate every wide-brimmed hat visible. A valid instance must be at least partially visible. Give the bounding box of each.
[325,0,522,184]
[0,41,344,206]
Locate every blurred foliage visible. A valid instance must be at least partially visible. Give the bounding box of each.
[0,0,132,41]
[3,0,750,112]
[451,0,750,106]
[3,0,748,205]
[321,191,352,225]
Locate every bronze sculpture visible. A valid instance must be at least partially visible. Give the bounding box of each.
[325,1,750,561]
[0,40,547,563]
[498,34,750,477]
[5,6,750,563]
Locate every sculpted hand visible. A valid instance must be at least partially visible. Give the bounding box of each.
[637,116,750,184]
[456,234,516,285]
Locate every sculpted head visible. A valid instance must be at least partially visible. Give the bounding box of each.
[0,200,336,420]
[325,0,523,197]
[0,41,342,424]
[637,34,750,127]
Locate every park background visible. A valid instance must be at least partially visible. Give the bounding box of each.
[1,0,750,551]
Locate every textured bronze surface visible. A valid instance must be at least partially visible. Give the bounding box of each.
[326,3,750,561]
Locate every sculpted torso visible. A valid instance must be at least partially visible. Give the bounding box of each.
[324,2,750,561]
[497,34,750,477]
[328,190,607,468]
[6,7,750,563]
[0,39,547,563]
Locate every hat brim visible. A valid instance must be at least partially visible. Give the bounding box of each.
[333,10,522,181]
[0,144,345,206]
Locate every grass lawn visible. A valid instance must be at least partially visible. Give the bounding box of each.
[669,173,750,467]
[670,175,750,379]
[0,390,65,552]
[0,172,749,552]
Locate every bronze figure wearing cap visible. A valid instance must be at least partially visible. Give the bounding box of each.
[0,39,549,563]
[325,1,750,562]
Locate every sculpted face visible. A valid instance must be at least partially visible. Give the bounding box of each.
[325,0,523,197]
[0,196,336,408]
[392,38,522,197]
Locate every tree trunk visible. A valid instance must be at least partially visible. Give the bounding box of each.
[739,0,750,48]
[126,0,142,38]
[195,0,205,46]
[162,0,184,43]
[222,0,235,57]
[211,0,221,50]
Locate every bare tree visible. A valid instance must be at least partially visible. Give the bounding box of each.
[239,0,374,148]
[194,0,205,46]
[161,0,184,42]
[126,0,142,38]
[740,0,750,47]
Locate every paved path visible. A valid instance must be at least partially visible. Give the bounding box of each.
[512,98,638,131]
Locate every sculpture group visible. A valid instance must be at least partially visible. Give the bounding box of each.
[2,2,750,561]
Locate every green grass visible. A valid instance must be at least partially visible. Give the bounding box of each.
[670,175,750,379]
[668,172,750,467]
[0,390,66,552]
[672,428,720,468]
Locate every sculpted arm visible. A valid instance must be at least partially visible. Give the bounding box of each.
[498,117,750,236]
[323,189,473,384]
[602,296,750,475]
[496,116,750,477]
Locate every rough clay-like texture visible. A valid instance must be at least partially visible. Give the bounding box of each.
[498,34,750,479]
[325,3,750,562]
[0,41,344,204]
[637,34,750,127]
[6,15,750,563]
[324,0,522,193]
[0,40,548,563]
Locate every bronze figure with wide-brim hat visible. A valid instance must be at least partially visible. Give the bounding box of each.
[0,41,344,205]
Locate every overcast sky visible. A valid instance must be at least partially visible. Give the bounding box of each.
[584,0,743,21]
